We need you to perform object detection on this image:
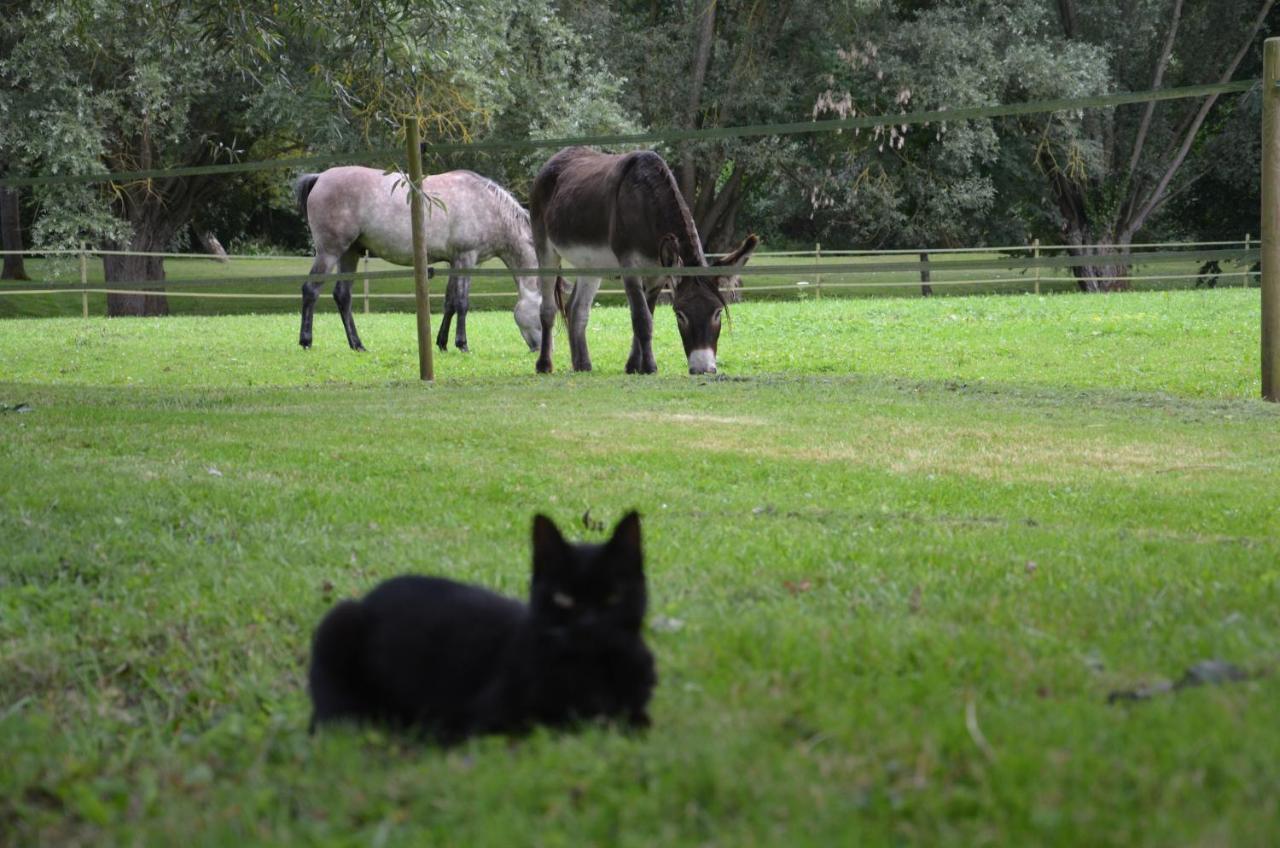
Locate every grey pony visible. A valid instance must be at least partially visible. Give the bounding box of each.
[295,166,542,353]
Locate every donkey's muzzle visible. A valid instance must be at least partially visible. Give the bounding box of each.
[687,348,717,375]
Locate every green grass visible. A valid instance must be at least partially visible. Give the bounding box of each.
[0,250,1256,319]
[2,290,1279,846]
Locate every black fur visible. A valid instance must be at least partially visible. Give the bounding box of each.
[308,512,656,742]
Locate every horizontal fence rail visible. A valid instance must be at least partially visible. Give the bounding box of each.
[0,248,1259,290]
[0,272,1255,303]
[0,80,1258,189]
[0,245,1260,305]
[0,238,1254,259]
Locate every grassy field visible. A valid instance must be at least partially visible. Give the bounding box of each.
[2,290,1278,845]
[0,249,1257,319]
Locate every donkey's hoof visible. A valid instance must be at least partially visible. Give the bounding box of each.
[437,343,448,353]
[456,343,470,354]
[351,343,366,352]
[300,339,312,350]
[626,359,656,375]
[536,358,554,374]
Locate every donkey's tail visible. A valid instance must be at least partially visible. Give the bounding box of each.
[295,173,321,222]
[553,276,569,323]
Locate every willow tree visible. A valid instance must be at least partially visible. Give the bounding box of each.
[2,0,601,315]
[1042,0,1275,290]
[566,0,835,251]
[811,0,1274,290]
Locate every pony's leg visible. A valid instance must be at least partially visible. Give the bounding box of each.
[623,275,657,375]
[451,254,477,352]
[333,251,365,351]
[299,254,333,349]
[437,274,458,352]
[566,276,601,372]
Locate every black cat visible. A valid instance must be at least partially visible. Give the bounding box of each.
[308,511,656,742]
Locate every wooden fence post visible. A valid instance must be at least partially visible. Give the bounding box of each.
[815,242,822,298]
[1263,38,1279,401]
[406,118,435,382]
[919,251,933,297]
[79,241,88,318]
[1244,233,1252,287]
[362,250,370,314]
[1033,238,1041,295]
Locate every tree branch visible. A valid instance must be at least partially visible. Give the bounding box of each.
[1123,0,1275,239]
[1056,0,1079,39]
[679,0,717,203]
[1127,0,1182,180]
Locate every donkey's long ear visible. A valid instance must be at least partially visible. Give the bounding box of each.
[713,234,759,268]
[604,511,643,573]
[532,514,568,579]
[659,233,683,268]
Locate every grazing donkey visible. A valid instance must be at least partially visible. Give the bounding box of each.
[528,147,758,375]
[295,167,542,353]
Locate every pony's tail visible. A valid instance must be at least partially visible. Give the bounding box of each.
[295,174,321,222]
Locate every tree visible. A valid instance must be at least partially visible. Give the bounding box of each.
[806,0,1275,290]
[2,2,276,314]
[0,183,27,280]
[1039,0,1276,289]
[571,0,836,250]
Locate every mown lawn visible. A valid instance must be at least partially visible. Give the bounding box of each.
[2,290,1278,846]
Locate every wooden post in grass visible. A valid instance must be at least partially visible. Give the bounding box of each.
[815,243,822,298]
[362,250,370,314]
[79,241,88,318]
[1033,238,1041,295]
[406,118,435,383]
[1263,38,1280,401]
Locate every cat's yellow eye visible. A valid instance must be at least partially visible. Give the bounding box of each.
[552,591,575,609]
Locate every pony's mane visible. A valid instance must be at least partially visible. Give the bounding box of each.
[462,170,532,236]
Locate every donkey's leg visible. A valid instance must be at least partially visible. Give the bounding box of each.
[436,274,458,352]
[534,251,561,374]
[333,251,365,351]
[299,254,333,349]
[644,281,663,319]
[566,276,601,372]
[623,276,657,375]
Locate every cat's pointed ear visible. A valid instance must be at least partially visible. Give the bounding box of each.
[605,511,643,571]
[532,514,568,578]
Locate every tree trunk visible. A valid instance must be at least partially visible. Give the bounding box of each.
[104,249,170,316]
[1062,230,1131,292]
[99,173,215,317]
[920,252,933,297]
[1,184,30,281]
[679,0,718,204]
